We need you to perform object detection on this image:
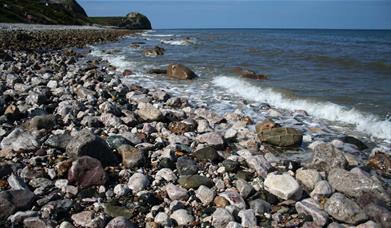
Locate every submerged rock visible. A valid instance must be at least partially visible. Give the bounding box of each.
[144,46,165,57]
[167,64,198,80]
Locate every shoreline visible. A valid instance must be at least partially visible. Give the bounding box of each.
[0,24,390,227]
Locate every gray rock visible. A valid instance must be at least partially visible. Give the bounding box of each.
[7,173,29,190]
[66,129,117,166]
[44,133,72,149]
[237,150,271,178]
[362,203,391,228]
[118,145,145,168]
[170,209,194,226]
[328,168,387,200]
[192,146,220,163]
[196,132,224,147]
[325,193,367,225]
[310,180,333,200]
[0,128,39,152]
[212,208,234,228]
[249,199,271,215]
[195,185,215,206]
[136,102,162,122]
[219,190,246,209]
[356,221,381,228]
[155,168,177,182]
[68,156,107,188]
[258,127,303,147]
[71,211,103,228]
[226,222,243,228]
[296,168,322,191]
[59,221,75,228]
[176,157,198,176]
[177,175,214,189]
[264,172,302,200]
[28,114,56,130]
[127,173,150,193]
[154,212,170,226]
[0,189,35,220]
[238,209,257,227]
[295,198,329,226]
[235,179,254,199]
[166,183,188,201]
[7,211,38,224]
[309,143,347,172]
[23,217,48,228]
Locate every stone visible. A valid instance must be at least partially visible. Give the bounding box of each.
[104,204,134,219]
[196,185,215,206]
[176,157,198,176]
[258,127,303,147]
[118,145,145,168]
[196,132,224,147]
[362,203,391,228]
[212,208,234,228]
[168,121,193,134]
[356,221,381,228]
[309,143,347,172]
[237,150,271,178]
[310,180,333,201]
[231,67,267,80]
[166,183,188,201]
[114,184,129,197]
[214,195,230,208]
[0,189,35,220]
[71,211,98,227]
[7,211,38,224]
[0,162,12,177]
[224,128,237,141]
[219,190,246,209]
[295,198,329,226]
[127,173,150,193]
[226,222,243,228]
[0,128,39,152]
[249,199,271,215]
[68,156,107,188]
[235,179,254,199]
[328,168,387,199]
[170,209,194,226]
[7,174,29,190]
[192,146,220,163]
[155,168,177,182]
[59,221,75,228]
[66,129,117,166]
[264,172,301,200]
[44,133,72,150]
[106,135,132,150]
[341,136,368,150]
[295,168,322,191]
[238,209,257,227]
[255,119,280,133]
[106,216,136,228]
[144,46,165,57]
[23,217,48,228]
[119,12,152,29]
[222,160,240,173]
[368,151,391,177]
[154,212,169,226]
[167,64,198,80]
[136,102,162,121]
[28,114,56,130]
[177,175,214,189]
[325,193,367,225]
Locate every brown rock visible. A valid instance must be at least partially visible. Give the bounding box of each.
[68,156,107,188]
[255,119,280,133]
[123,69,133,76]
[168,121,193,135]
[167,64,198,80]
[368,151,391,178]
[231,67,267,80]
[214,196,229,208]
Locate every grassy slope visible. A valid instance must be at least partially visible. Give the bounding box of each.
[88,17,123,26]
[0,0,88,25]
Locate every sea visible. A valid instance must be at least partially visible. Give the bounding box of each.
[90,29,391,147]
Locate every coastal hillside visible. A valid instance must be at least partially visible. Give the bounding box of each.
[0,0,88,24]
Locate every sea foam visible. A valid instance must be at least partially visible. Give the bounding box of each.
[160,39,196,46]
[213,76,391,140]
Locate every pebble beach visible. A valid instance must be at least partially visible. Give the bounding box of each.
[0,24,390,228]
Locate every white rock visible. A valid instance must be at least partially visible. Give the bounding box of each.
[310,180,333,201]
[238,209,257,227]
[55,179,69,189]
[113,184,129,196]
[154,212,169,226]
[219,190,246,209]
[224,128,237,140]
[264,172,302,200]
[235,179,254,199]
[156,168,177,182]
[166,183,188,201]
[127,173,150,193]
[226,221,243,228]
[212,208,234,228]
[59,221,75,228]
[196,185,215,206]
[296,168,322,191]
[170,209,194,226]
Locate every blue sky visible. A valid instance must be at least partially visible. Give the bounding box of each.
[78,0,391,29]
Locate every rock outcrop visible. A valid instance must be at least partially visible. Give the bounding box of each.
[119,12,152,30]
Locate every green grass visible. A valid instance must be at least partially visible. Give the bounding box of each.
[88,17,123,26]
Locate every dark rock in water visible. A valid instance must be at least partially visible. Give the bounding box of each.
[309,143,347,172]
[367,151,391,177]
[28,114,56,130]
[324,193,367,225]
[122,69,133,76]
[222,160,240,173]
[0,189,35,220]
[258,127,303,147]
[106,216,137,228]
[231,67,267,80]
[44,133,72,150]
[167,64,198,80]
[117,144,145,168]
[176,157,198,176]
[178,175,214,189]
[147,69,167,75]
[144,46,165,57]
[119,12,152,29]
[341,136,368,150]
[68,156,107,188]
[66,129,117,166]
[193,146,220,163]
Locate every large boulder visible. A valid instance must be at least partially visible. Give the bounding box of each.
[119,12,152,29]
[258,127,303,147]
[167,64,198,80]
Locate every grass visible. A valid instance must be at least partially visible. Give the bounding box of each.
[88,17,123,26]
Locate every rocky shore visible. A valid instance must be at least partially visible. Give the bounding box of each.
[1,25,390,228]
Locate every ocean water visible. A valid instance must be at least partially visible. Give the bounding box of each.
[90,29,391,144]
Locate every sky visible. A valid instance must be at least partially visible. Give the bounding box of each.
[78,0,391,29]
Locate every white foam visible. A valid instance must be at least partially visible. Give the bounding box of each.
[142,33,174,37]
[89,47,138,72]
[213,76,391,140]
[160,39,196,46]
